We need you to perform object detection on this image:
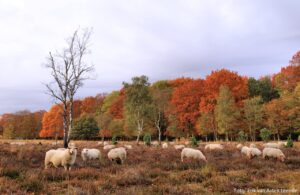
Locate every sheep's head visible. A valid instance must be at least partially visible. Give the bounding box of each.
[68,147,78,155]
[279,154,285,162]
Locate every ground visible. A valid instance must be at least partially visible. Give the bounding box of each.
[0,140,299,194]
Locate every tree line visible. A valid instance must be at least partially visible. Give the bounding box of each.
[1,51,299,142]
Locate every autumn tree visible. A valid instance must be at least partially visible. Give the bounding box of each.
[81,95,104,114]
[45,28,94,148]
[123,75,152,144]
[108,89,125,119]
[170,79,205,137]
[215,85,240,141]
[196,111,216,141]
[244,96,264,141]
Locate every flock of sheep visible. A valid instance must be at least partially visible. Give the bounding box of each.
[43,140,289,171]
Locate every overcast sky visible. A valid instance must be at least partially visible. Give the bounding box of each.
[0,0,299,114]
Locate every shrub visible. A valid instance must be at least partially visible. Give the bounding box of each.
[112,135,118,145]
[260,128,271,142]
[286,134,293,148]
[190,135,198,147]
[1,168,20,179]
[71,115,99,140]
[237,131,247,143]
[143,134,151,146]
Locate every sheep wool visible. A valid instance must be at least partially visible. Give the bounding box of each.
[124,145,133,150]
[249,143,257,148]
[263,148,285,162]
[236,143,243,149]
[263,143,280,149]
[249,148,262,158]
[181,148,207,162]
[205,144,224,150]
[162,143,168,149]
[241,146,251,158]
[107,147,127,164]
[174,145,185,150]
[81,148,101,162]
[45,147,78,170]
[103,144,116,151]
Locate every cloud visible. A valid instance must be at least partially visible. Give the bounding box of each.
[0,0,299,114]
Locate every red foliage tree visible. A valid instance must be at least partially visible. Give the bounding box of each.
[39,105,64,138]
[108,89,125,119]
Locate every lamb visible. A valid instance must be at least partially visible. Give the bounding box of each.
[174,144,185,150]
[263,143,280,149]
[181,148,207,162]
[45,147,78,170]
[107,147,127,164]
[123,144,133,150]
[236,143,243,149]
[249,143,257,148]
[248,148,262,158]
[81,148,101,162]
[205,144,224,150]
[162,143,168,149]
[103,144,116,151]
[263,148,285,162]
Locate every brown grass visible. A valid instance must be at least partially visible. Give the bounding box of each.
[0,141,299,194]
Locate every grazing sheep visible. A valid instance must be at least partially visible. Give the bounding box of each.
[123,144,133,150]
[81,148,101,162]
[181,148,207,162]
[103,141,109,146]
[103,144,116,151]
[249,143,257,148]
[205,144,224,150]
[162,143,168,149]
[174,144,185,150]
[278,141,287,147]
[107,147,127,164]
[45,147,78,170]
[241,146,251,158]
[249,148,262,158]
[152,141,159,147]
[263,148,285,162]
[263,143,280,149]
[236,143,243,149]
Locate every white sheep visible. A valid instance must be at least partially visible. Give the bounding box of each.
[123,144,133,150]
[181,148,207,162]
[278,141,287,147]
[81,148,101,162]
[103,141,109,146]
[248,148,262,158]
[162,143,168,149]
[169,142,175,145]
[45,147,78,170]
[107,147,127,164]
[263,143,280,149]
[241,146,251,158]
[236,143,243,149]
[263,148,285,162]
[152,141,159,147]
[103,144,116,151]
[205,144,224,150]
[174,144,185,150]
[249,143,257,148]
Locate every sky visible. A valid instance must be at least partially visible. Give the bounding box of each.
[0,0,299,114]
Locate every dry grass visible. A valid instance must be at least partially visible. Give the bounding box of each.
[0,141,299,194]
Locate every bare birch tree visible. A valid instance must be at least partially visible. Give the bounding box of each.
[45,28,94,148]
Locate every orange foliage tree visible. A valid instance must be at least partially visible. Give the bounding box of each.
[169,79,206,136]
[39,105,64,138]
[108,89,125,119]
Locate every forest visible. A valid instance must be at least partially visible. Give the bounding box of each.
[0,51,299,142]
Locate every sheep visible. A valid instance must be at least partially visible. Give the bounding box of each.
[236,143,243,149]
[123,144,133,150]
[162,143,168,149]
[174,144,185,150]
[103,141,109,146]
[107,147,127,164]
[54,147,77,165]
[241,146,251,158]
[152,141,159,147]
[263,148,285,162]
[103,144,116,151]
[45,147,78,170]
[169,142,175,145]
[248,148,262,158]
[249,143,257,148]
[181,148,207,162]
[205,144,224,150]
[263,143,281,149]
[278,141,287,148]
[81,148,101,162]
